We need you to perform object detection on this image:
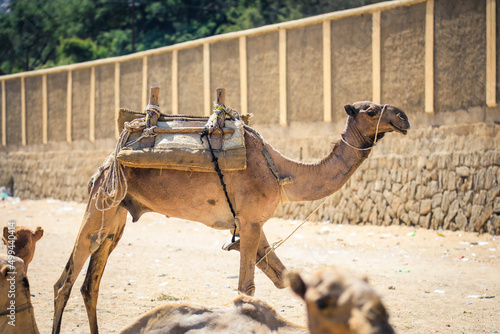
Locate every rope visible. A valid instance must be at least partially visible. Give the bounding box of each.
[89,105,163,244]
[340,104,387,151]
[201,104,238,243]
[0,301,33,317]
[256,193,334,266]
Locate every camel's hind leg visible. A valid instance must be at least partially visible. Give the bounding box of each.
[256,231,288,288]
[81,206,127,334]
[53,203,122,334]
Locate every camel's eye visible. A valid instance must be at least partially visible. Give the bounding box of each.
[316,297,330,310]
[366,110,377,117]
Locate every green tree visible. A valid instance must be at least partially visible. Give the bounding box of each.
[0,0,387,75]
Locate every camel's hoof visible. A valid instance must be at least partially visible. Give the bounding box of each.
[274,280,289,289]
[222,236,240,251]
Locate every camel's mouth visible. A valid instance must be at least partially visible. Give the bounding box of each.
[390,121,408,135]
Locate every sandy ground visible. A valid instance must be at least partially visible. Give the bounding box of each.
[1,198,499,333]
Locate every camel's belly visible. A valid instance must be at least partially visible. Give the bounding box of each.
[123,165,279,228]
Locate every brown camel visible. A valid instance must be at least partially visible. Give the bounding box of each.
[118,267,393,334]
[53,101,410,334]
[2,226,44,273]
[288,268,394,334]
[0,254,40,334]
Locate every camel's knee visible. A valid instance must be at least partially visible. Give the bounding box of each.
[88,232,107,253]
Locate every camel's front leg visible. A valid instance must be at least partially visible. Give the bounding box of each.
[81,206,128,334]
[53,193,121,334]
[237,217,261,296]
[228,231,288,289]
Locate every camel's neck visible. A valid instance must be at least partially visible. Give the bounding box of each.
[270,120,374,203]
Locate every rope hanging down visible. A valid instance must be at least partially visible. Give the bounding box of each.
[200,104,238,243]
[89,104,164,244]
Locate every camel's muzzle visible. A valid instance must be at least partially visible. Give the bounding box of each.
[389,111,410,135]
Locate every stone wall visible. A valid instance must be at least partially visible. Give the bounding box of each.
[0,140,115,203]
[270,122,500,235]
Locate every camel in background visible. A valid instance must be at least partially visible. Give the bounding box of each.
[119,267,394,334]
[3,226,44,273]
[53,101,410,333]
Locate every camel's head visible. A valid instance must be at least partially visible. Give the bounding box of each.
[2,226,44,272]
[344,101,410,141]
[288,268,394,334]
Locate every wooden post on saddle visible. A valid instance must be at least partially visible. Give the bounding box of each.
[146,86,160,127]
[142,86,161,148]
[216,87,225,106]
[212,88,226,150]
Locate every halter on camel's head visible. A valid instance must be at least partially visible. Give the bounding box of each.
[342,101,410,151]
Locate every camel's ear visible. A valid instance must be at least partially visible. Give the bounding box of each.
[344,104,358,117]
[33,226,44,242]
[2,226,8,245]
[288,272,307,299]
[0,265,9,278]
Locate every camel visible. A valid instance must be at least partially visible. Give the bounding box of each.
[118,267,393,334]
[288,268,394,334]
[0,255,40,334]
[53,101,410,334]
[2,226,44,273]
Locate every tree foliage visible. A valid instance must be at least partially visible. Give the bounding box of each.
[0,0,385,75]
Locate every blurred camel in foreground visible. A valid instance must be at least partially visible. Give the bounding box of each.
[119,267,394,334]
[3,226,44,273]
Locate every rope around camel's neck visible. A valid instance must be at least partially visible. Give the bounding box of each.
[340,104,387,151]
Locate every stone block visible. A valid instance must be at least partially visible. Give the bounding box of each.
[455,210,467,230]
[420,199,432,215]
[425,181,439,198]
[432,193,442,209]
[474,205,493,232]
[392,183,402,194]
[447,171,457,191]
[494,197,500,213]
[444,199,459,229]
[431,208,445,229]
[409,210,420,226]
[420,213,431,229]
[485,166,495,189]
[456,166,470,177]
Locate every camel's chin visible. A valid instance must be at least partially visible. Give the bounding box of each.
[390,122,408,135]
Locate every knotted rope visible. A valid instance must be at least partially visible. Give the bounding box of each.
[89,105,163,244]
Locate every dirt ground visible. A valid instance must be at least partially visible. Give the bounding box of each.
[1,198,499,333]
